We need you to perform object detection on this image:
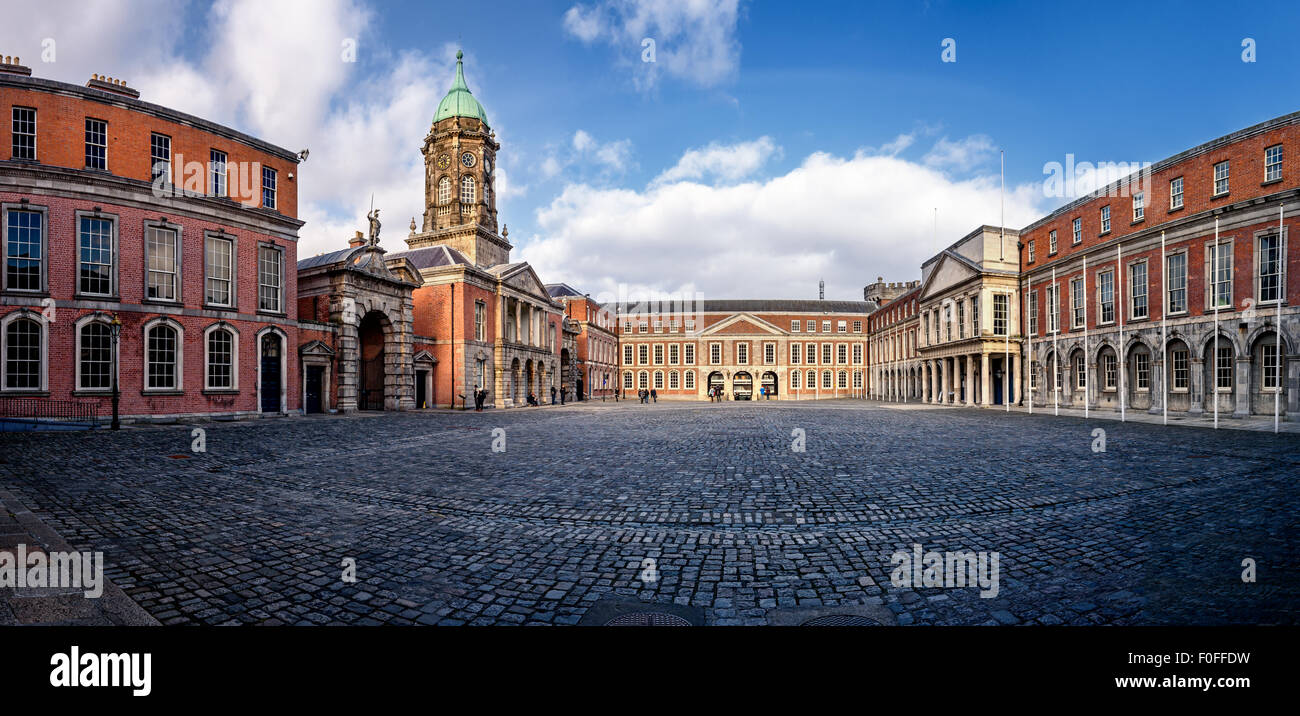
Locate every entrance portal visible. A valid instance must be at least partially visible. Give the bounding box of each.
[260,333,282,413]
[358,312,386,410]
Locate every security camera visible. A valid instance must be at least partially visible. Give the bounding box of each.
[297,148,310,162]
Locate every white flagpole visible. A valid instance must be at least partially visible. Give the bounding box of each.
[1214,217,1220,430]
[1028,275,1034,414]
[1161,231,1168,426]
[1118,243,1125,422]
[1277,206,1285,433]
[1083,253,1089,419]
[1053,267,1059,416]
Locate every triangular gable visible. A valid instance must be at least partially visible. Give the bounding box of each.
[698,313,784,336]
[413,349,437,364]
[918,251,980,301]
[299,339,335,357]
[499,262,551,300]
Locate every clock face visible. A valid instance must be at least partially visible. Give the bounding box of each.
[436,154,450,170]
[461,152,476,168]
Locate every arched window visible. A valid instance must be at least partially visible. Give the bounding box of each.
[3,317,42,390]
[806,369,815,387]
[822,370,832,389]
[683,370,694,390]
[460,175,475,203]
[837,370,848,389]
[206,325,237,390]
[437,176,451,204]
[77,320,113,391]
[145,321,180,390]
[653,370,664,389]
[668,370,679,389]
[791,370,801,389]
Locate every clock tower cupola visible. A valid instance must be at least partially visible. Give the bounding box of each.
[409,50,510,267]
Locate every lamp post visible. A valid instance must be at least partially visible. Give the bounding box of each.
[109,313,122,430]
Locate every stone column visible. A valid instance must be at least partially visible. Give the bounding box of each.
[1188,357,1205,416]
[980,353,991,406]
[966,354,976,406]
[1012,352,1022,405]
[1233,355,1250,418]
[939,359,947,404]
[1147,354,1164,415]
[1287,354,1300,415]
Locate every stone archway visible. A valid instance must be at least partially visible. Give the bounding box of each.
[358,311,388,410]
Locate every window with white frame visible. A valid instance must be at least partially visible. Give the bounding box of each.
[763,342,775,364]
[668,370,679,389]
[1132,192,1144,221]
[1169,176,1184,209]
[837,370,847,389]
[623,372,633,389]
[790,320,800,332]
[1046,284,1060,333]
[1028,290,1038,334]
[836,343,847,364]
[852,344,862,364]
[437,176,451,204]
[3,316,42,390]
[5,208,43,292]
[709,343,721,364]
[1167,252,1187,313]
[806,320,815,332]
[262,166,277,210]
[1074,353,1086,388]
[149,133,171,186]
[146,225,179,301]
[1098,270,1114,324]
[205,234,234,306]
[1072,217,1082,244]
[790,343,801,364]
[993,294,1009,336]
[1172,349,1189,390]
[668,343,679,364]
[1135,352,1150,390]
[210,149,227,197]
[623,344,633,364]
[1130,261,1148,319]
[957,301,965,338]
[853,370,863,389]
[821,343,832,365]
[1263,341,1280,389]
[853,320,862,333]
[1213,160,1229,196]
[206,326,236,389]
[146,321,180,390]
[638,344,648,364]
[1207,240,1232,309]
[12,107,35,160]
[1258,233,1283,303]
[78,320,112,390]
[638,371,648,389]
[1049,229,1058,254]
[460,175,475,203]
[837,320,846,333]
[683,370,695,389]
[78,216,114,296]
[653,344,663,364]
[1100,205,1111,234]
[1265,145,1283,182]
[1215,343,1233,390]
[653,319,663,333]
[258,245,283,312]
[1027,239,1035,263]
[736,343,748,364]
[822,370,832,389]
[653,371,663,389]
[821,320,831,333]
[1102,352,1117,390]
[791,370,800,389]
[475,301,485,341]
[806,342,816,363]
[1070,278,1085,329]
[683,343,695,364]
[85,118,106,170]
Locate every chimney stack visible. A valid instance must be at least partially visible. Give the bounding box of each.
[349,231,366,248]
[86,73,140,99]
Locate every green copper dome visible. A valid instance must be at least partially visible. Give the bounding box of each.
[434,50,488,127]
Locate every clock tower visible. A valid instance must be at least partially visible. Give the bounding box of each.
[409,50,511,267]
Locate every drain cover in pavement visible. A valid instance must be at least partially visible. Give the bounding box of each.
[605,611,693,626]
[800,614,882,626]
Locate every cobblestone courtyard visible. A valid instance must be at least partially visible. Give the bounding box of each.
[1,401,1296,625]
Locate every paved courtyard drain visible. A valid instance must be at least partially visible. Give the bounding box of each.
[604,612,693,626]
[800,614,882,626]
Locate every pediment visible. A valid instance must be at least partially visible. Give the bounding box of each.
[500,263,550,299]
[299,339,335,357]
[699,313,784,336]
[919,252,980,301]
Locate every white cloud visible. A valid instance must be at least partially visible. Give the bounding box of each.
[519,145,1048,301]
[540,130,635,179]
[652,136,780,185]
[923,134,998,173]
[563,0,743,90]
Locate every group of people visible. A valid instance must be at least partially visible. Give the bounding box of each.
[636,388,657,403]
[708,386,726,402]
[472,386,489,411]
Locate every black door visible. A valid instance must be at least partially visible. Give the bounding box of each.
[415,369,427,409]
[261,334,281,413]
[305,366,323,413]
[577,377,584,401]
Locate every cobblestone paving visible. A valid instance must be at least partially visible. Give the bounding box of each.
[1,401,1296,626]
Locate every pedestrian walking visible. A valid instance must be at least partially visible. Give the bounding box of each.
[650,388,657,403]
[551,385,557,405]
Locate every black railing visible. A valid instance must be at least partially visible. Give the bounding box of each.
[0,397,101,424]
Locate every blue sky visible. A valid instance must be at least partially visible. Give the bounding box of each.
[9,0,1300,299]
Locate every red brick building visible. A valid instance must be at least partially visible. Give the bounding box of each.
[1019,111,1299,417]
[0,59,304,422]
[615,299,874,400]
[546,283,617,400]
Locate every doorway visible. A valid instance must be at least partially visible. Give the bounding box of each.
[305,365,324,413]
[260,333,282,413]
